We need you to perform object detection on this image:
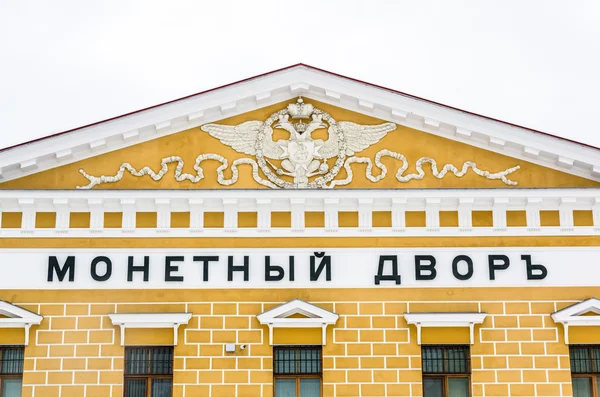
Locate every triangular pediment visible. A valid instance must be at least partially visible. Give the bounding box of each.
[0,301,43,345]
[552,298,600,324]
[0,301,43,324]
[1,64,599,190]
[257,299,338,325]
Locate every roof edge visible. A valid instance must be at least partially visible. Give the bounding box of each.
[3,63,598,153]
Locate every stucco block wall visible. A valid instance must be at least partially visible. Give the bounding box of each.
[7,296,581,397]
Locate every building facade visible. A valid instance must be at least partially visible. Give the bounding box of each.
[0,64,599,397]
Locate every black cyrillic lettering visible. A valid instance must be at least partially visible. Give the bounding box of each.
[265,256,295,282]
[90,256,112,282]
[522,255,547,280]
[288,256,295,281]
[165,256,184,282]
[310,252,331,281]
[452,255,473,280]
[47,256,75,282]
[374,255,401,285]
[228,256,249,281]
[415,255,437,280]
[488,254,510,280]
[193,256,219,282]
[127,256,149,282]
[265,256,284,281]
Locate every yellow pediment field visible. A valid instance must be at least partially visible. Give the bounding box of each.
[2,99,597,189]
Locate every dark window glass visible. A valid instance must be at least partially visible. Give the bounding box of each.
[1,378,22,397]
[0,347,24,397]
[422,346,470,397]
[274,346,321,397]
[569,346,600,397]
[124,347,173,397]
[572,377,591,397]
[571,346,600,374]
[0,348,23,375]
[274,346,321,375]
[125,379,147,397]
[424,378,443,397]
[151,379,172,397]
[422,345,470,374]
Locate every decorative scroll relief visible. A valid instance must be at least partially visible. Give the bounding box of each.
[77,98,520,189]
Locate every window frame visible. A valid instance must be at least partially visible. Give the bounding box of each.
[123,346,174,397]
[569,345,600,397]
[421,345,471,397]
[273,345,323,397]
[571,375,599,397]
[0,346,25,397]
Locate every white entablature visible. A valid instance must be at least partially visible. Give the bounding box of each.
[0,64,599,184]
[0,188,598,237]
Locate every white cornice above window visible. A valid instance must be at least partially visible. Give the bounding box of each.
[108,313,192,346]
[257,299,339,345]
[0,301,43,345]
[551,298,600,344]
[404,312,487,345]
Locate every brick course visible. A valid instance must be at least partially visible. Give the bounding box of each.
[13,299,578,396]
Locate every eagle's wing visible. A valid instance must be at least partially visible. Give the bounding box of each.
[340,121,397,155]
[315,126,340,159]
[261,126,284,159]
[201,121,283,159]
[316,122,397,159]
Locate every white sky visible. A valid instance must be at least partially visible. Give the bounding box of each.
[1,0,599,149]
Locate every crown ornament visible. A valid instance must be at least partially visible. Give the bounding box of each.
[294,120,307,133]
[287,97,314,119]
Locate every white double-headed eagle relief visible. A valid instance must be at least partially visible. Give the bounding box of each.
[77,97,521,189]
[200,98,396,188]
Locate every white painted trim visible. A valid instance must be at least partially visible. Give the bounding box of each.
[551,298,600,344]
[0,66,599,184]
[1,187,597,203]
[0,301,43,345]
[404,312,487,345]
[0,188,598,237]
[257,299,339,345]
[108,313,192,346]
[0,226,597,238]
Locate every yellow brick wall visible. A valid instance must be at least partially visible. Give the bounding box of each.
[9,296,584,397]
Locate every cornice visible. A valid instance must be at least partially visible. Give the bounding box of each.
[404,312,487,344]
[108,312,192,346]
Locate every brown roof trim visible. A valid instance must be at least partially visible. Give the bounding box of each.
[3,63,597,152]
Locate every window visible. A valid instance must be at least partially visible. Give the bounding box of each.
[124,347,173,397]
[0,347,24,397]
[570,345,600,397]
[274,346,322,397]
[422,345,470,397]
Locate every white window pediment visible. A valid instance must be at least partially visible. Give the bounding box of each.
[108,313,192,346]
[404,312,487,345]
[551,298,600,344]
[257,299,339,345]
[0,301,43,345]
